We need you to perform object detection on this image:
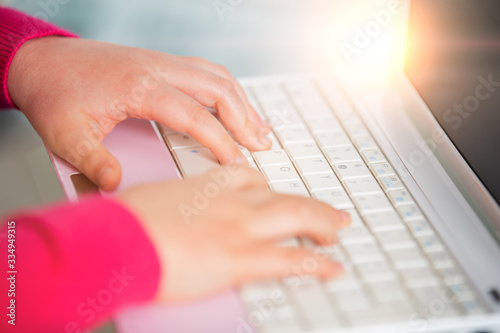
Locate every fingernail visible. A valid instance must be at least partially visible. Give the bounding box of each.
[98,166,113,187]
[339,210,351,227]
[258,134,272,149]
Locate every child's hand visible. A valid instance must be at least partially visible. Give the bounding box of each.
[118,166,350,302]
[8,37,271,191]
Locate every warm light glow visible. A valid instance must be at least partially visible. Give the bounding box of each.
[315,0,410,85]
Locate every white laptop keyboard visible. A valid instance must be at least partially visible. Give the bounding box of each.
[158,77,488,332]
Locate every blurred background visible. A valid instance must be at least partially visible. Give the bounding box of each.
[7,0,408,77]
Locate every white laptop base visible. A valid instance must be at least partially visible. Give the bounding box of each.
[155,73,500,333]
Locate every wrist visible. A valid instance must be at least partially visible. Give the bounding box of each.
[7,36,62,111]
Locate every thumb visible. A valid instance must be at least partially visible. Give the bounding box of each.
[52,131,122,191]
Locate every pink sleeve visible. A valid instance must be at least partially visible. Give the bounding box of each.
[0,196,161,333]
[0,6,78,109]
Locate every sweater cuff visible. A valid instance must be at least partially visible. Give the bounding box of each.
[0,7,78,109]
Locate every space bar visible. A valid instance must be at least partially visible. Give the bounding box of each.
[173,147,219,177]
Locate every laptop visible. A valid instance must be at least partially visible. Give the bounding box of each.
[48,0,500,332]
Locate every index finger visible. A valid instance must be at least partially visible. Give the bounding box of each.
[140,84,248,165]
[249,195,351,245]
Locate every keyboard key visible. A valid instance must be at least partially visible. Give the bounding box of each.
[271,181,309,196]
[285,142,323,159]
[363,210,405,232]
[313,189,354,210]
[343,177,383,196]
[253,149,290,166]
[338,113,362,126]
[263,102,299,118]
[305,116,342,133]
[324,275,361,292]
[323,145,362,164]
[317,79,355,114]
[295,100,332,116]
[252,83,286,101]
[376,229,416,250]
[353,136,378,150]
[379,175,405,191]
[427,250,455,269]
[370,162,396,177]
[276,126,314,144]
[397,204,424,221]
[412,286,461,317]
[330,288,371,312]
[446,281,477,302]
[344,301,414,325]
[173,147,219,177]
[268,112,304,130]
[344,242,384,264]
[345,123,369,138]
[314,245,349,267]
[314,130,351,148]
[290,283,342,329]
[407,219,434,237]
[303,173,342,191]
[418,235,445,253]
[369,281,407,303]
[261,99,297,116]
[400,267,441,288]
[439,266,466,285]
[165,133,201,149]
[387,189,414,206]
[460,300,488,316]
[386,247,428,269]
[338,227,374,245]
[353,193,393,214]
[355,260,397,283]
[362,149,386,164]
[294,157,332,175]
[332,162,371,180]
[285,81,322,102]
[261,164,301,183]
[411,286,442,305]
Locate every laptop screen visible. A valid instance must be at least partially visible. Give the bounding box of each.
[405,0,500,205]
